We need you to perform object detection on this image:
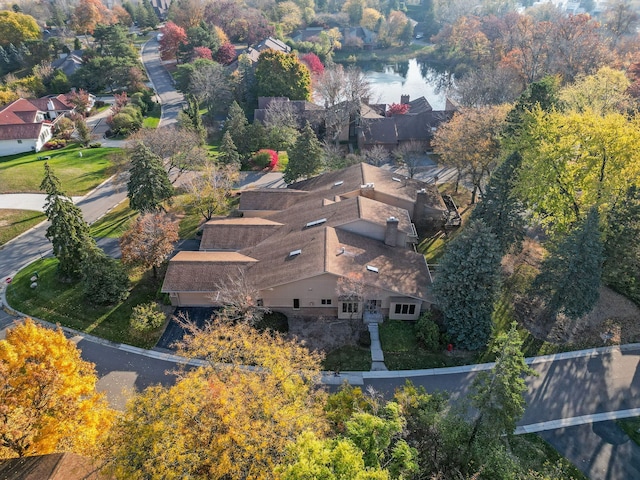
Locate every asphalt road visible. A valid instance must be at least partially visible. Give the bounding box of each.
[0,175,128,282]
[141,38,184,127]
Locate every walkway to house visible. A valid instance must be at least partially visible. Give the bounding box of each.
[368,323,387,371]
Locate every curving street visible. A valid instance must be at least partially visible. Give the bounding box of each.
[0,38,639,479]
[141,37,184,127]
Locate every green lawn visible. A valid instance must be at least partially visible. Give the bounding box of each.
[143,103,161,128]
[5,257,167,348]
[323,345,372,371]
[0,209,46,246]
[379,320,466,370]
[89,199,137,238]
[0,144,119,195]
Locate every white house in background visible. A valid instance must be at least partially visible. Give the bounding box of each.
[0,95,75,156]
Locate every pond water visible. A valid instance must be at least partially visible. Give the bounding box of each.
[361,58,451,110]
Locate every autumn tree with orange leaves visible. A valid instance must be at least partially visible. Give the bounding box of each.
[120,212,178,277]
[72,0,113,35]
[0,319,113,459]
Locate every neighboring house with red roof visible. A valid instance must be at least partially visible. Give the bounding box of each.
[162,163,457,322]
[0,95,75,156]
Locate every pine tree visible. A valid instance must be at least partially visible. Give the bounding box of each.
[602,185,640,304]
[127,143,174,212]
[469,324,537,445]
[533,208,603,319]
[225,100,250,157]
[218,131,240,167]
[470,151,526,255]
[40,162,93,279]
[432,220,502,351]
[75,117,91,146]
[284,121,323,184]
[0,46,9,74]
[81,245,130,305]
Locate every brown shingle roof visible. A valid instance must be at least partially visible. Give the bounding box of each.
[238,189,309,212]
[200,218,283,250]
[162,251,257,292]
[288,163,446,212]
[325,228,431,300]
[267,195,414,236]
[163,226,431,300]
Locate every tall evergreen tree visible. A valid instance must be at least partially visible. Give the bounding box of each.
[75,117,91,146]
[470,151,526,255]
[469,324,537,446]
[504,75,561,137]
[533,208,603,319]
[283,122,323,184]
[127,143,174,212]
[40,163,93,279]
[225,101,250,157]
[432,220,502,350]
[218,131,240,167]
[81,244,129,305]
[602,185,640,304]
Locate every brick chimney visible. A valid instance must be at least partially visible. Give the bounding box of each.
[400,94,410,105]
[385,217,399,247]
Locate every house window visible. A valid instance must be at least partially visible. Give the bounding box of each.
[17,140,22,144]
[293,298,300,310]
[321,299,332,305]
[342,302,359,313]
[394,304,416,315]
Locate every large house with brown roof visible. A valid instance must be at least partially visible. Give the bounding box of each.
[162,163,453,322]
[0,95,75,156]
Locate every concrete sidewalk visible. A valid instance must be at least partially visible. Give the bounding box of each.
[0,193,83,212]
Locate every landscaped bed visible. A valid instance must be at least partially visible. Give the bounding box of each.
[0,144,119,195]
[6,257,167,349]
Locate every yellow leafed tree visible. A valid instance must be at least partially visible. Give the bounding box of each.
[104,319,328,479]
[0,319,114,459]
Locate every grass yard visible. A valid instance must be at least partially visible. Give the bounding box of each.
[89,199,137,238]
[0,144,119,195]
[323,345,372,372]
[0,209,46,246]
[6,257,167,348]
[143,103,161,128]
[418,182,474,263]
[616,417,640,445]
[379,320,467,370]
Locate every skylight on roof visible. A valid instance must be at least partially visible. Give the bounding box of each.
[306,218,327,228]
[289,249,302,257]
[392,177,402,182]
[366,265,379,273]
[334,181,344,187]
